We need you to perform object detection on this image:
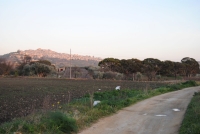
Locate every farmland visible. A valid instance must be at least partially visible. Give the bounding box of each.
[0,77,170,124]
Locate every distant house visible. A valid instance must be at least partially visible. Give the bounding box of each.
[57,67,66,72]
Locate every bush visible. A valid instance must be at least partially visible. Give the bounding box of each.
[0,119,23,133]
[182,80,198,86]
[136,72,142,81]
[93,71,103,79]
[103,71,116,79]
[156,75,161,81]
[42,111,78,134]
[102,71,124,80]
[115,73,124,80]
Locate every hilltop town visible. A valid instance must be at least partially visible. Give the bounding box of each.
[0,48,102,67]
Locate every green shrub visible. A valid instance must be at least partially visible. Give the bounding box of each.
[42,111,78,134]
[0,119,24,133]
[182,80,198,86]
[136,72,142,81]
[22,123,35,133]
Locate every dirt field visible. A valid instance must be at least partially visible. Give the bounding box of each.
[0,77,169,124]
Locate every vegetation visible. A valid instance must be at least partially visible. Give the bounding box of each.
[85,66,124,80]
[17,58,56,77]
[1,54,199,81]
[0,58,14,75]
[0,111,78,134]
[0,80,197,134]
[99,57,200,80]
[0,55,56,77]
[179,91,200,134]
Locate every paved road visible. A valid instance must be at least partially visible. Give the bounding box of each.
[79,86,200,134]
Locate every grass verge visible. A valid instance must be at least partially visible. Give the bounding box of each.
[179,91,200,134]
[0,81,198,134]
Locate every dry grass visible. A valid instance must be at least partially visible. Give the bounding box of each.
[195,81,200,85]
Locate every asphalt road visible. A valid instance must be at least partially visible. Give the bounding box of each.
[79,86,200,134]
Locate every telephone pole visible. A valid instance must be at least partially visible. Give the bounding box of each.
[70,49,71,79]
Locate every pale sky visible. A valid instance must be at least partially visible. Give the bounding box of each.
[0,0,200,61]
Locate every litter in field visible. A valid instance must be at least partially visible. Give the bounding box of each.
[115,86,120,90]
[93,101,101,106]
[155,115,167,117]
[172,108,180,112]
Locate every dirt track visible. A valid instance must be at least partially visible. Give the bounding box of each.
[79,86,200,134]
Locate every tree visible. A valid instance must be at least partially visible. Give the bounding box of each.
[127,59,143,80]
[181,57,199,77]
[37,60,51,66]
[160,61,186,79]
[71,66,82,78]
[17,58,55,77]
[113,59,142,80]
[98,58,121,72]
[23,64,32,76]
[17,62,26,76]
[17,55,32,75]
[23,55,32,64]
[142,58,162,81]
[160,60,174,76]
[31,62,53,77]
[0,58,13,75]
[120,59,132,77]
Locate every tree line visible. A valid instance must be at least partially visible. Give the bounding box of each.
[0,55,56,77]
[98,57,200,81]
[1,55,199,80]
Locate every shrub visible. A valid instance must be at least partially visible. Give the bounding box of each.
[93,71,103,79]
[115,73,124,80]
[42,111,78,134]
[136,72,142,81]
[182,80,198,86]
[0,119,24,134]
[103,71,116,79]
[156,75,161,81]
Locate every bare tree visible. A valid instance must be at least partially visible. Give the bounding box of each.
[0,58,14,75]
[23,55,32,64]
[71,66,81,78]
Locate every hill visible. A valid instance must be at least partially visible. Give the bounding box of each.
[0,48,102,67]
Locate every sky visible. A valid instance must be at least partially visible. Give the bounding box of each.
[0,0,200,62]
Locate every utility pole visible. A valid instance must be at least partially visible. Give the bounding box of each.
[70,49,71,79]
